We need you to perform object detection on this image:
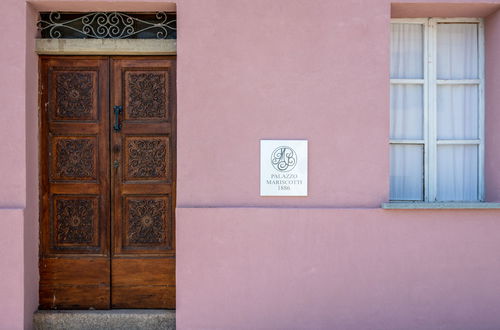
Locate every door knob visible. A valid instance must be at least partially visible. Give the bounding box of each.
[113,160,119,168]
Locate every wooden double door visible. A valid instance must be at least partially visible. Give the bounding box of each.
[39,56,176,309]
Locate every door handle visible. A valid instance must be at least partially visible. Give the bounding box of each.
[113,105,123,131]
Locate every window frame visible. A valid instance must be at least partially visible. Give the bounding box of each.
[390,17,485,202]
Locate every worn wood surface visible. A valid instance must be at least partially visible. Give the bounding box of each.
[39,258,110,309]
[112,258,175,308]
[112,286,176,309]
[40,258,110,286]
[112,258,175,286]
[39,285,111,310]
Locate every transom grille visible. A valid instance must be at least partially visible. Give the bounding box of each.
[38,12,176,39]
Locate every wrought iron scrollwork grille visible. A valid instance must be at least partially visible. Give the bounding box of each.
[37,12,176,39]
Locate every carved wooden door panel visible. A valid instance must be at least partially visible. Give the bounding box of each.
[39,56,176,310]
[39,56,111,309]
[110,57,176,308]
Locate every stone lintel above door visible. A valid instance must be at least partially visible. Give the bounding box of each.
[36,39,177,55]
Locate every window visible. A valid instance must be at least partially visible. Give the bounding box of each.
[390,18,484,202]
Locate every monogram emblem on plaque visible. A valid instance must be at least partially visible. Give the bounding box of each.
[271,146,297,172]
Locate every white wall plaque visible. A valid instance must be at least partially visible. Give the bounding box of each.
[260,140,308,196]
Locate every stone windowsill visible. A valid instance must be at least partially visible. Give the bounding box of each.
[382,202,500,209]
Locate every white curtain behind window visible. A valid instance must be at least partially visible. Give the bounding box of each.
[436,23,479,201]
[390,145,424,200]
[437,145,478,201]
[391,23,424,79]
[437,24,478,80]
[390,23,424,200]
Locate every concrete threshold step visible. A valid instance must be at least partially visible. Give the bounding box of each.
[33,309,175,330]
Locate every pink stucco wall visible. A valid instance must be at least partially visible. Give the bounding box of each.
[177,208,500,330]
[0,1,30,329]
[24,5,39,330]
[392,3,500,18]
[0,210,24,330]
[1,0,500,329]
[0,1,27,208]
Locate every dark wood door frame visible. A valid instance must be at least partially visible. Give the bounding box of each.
[38,55,176,309]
